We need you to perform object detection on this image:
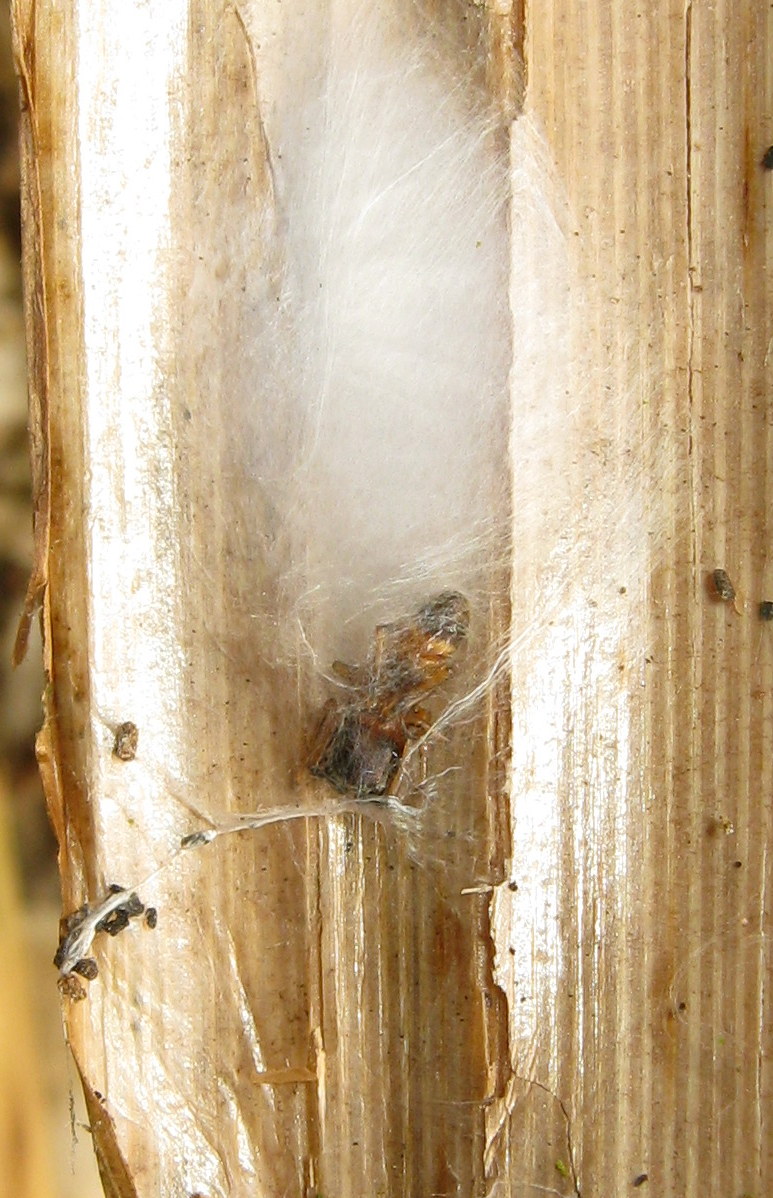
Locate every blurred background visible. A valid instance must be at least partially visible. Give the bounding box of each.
[0,8,102,1195]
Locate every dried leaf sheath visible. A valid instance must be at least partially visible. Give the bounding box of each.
[14,2,516,1195]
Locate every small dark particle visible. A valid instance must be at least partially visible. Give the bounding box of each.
[507,880,518,892]
[759,601,773,621]
[96,889,144,936]
[145,907,158,929]
[678,1001,687,1011]
[113,721,139,761]
[58,974,87,1001]
[181,830,214,849]
[96,908,130,936]
[762,146,773,170]
[124,893,145,917]
[711,568,735,602]
[733,859,743,869]
[72,957,99,980]
[632,1174,649,1188]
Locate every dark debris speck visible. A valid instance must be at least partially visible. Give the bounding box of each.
[113,721,139,761]
[72,957,99,980]
[711,568,735,602]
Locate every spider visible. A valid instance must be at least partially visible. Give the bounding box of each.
[308,591,470,797]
